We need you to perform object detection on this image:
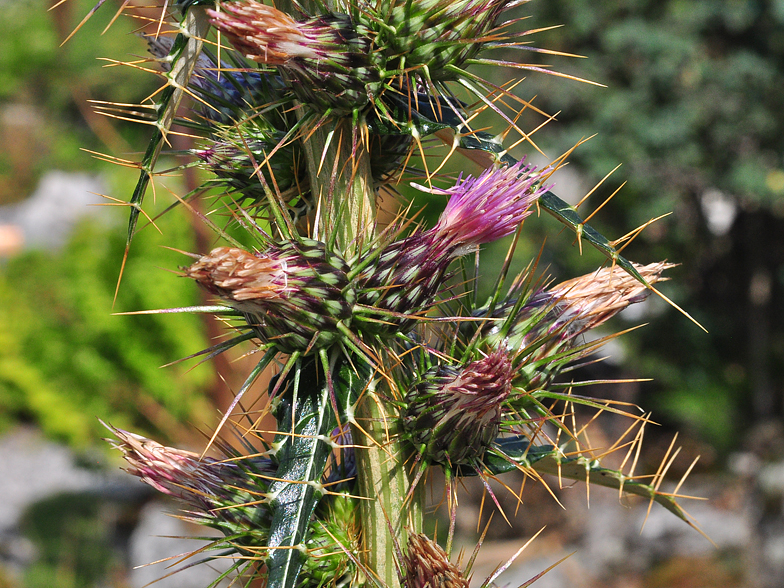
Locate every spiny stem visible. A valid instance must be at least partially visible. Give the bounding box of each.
[118,5,211,300]
[297,103,417,587]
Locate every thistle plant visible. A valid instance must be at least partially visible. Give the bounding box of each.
[62,0,707,586]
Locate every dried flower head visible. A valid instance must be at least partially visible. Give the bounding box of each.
[209,1,380,111]
[107,425,274,538]
[472,262,674,390]
[546,261,674,333]
[186,240,354,352]
[403,533,470,588]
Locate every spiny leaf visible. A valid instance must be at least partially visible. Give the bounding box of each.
[459,436,694,525]
[121,6,212,291]
[266,353,364,588]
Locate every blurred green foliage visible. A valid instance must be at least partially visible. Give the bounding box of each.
[0,188,215,445]
[0,0,155,203]
[0,1,220,446]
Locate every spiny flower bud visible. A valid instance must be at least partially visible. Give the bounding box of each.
[107,426,274,540]
[209,1,382,112]
[382,0,513,75]
[403,533,470,588]
[301,493,360,588]
[194,121,303,204]
[402,350,513,466]
[475,262,673,390]
[186,239,355,352]
[357,160,547,332]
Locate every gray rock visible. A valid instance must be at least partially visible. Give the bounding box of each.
[129,502,234,588]
[0,170,108,250]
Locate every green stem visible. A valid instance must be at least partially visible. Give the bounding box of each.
[299,117,375,259]
[299,113,421,587]
[353,381,423,588]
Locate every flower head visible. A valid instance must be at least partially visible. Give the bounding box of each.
[186,240,354,352]
[144,32,286,125]
[403,533,470,588]
[425,159,548,250]
[471,262,674,390]
[402,349,513,466]
[300,493,360,588]
[545,261,674,333]
[194,121,303,204]
[209,1,380,111]
[374,0,514,76]
[107,426,274,538]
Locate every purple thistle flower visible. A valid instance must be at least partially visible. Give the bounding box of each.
[422,158,548,251]
[357,161,547,331]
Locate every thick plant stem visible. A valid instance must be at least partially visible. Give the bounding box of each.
[299,118,376,259]
[353,382,423,588]
[299,116,420,587]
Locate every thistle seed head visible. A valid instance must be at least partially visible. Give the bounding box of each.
[403,533,470,588]
[402,350,513,466]
[186,240,355,352]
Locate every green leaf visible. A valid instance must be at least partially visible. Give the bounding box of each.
[460,436,695,526]
[266,353,363,588]
[125,7,211,255]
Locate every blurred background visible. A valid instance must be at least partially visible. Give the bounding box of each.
[1,0,783,586]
